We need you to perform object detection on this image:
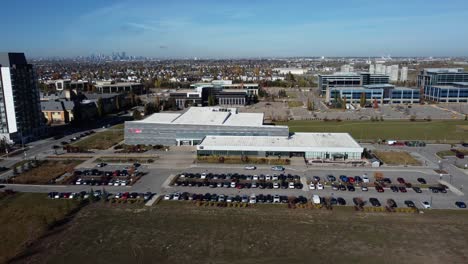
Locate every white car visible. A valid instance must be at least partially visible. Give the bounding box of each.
[317,183,324,190]
[231,181,237,188]
[163,194,171,200]
[75,179,82,185]
[272,175,279,181]
[253,175,259,181]
[115,193,122,199]
[266,175,272,181]
[201,173,207,179]
[361,186,369,192]
[114,180,120,186]
[179,174,185,178]
[273,182,280,189]
[69,192,77,199]
[363,175,370,183]
[312,195,321,204]
[309,183,316,190]
[218,194,225,202]
[273,195,280,203]
[121,181,127,186]
[245,166,256,170]
[249,195,257,204]
[173,193,180,200]
[289,182,295,189]
[421,201,431,209]
[226,196,233,203]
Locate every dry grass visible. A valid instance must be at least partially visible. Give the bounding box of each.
[17,202,468,264]
[0,193,80,263]
[10,160,82,184]
[71,129,124,150]
[374,151,422,166]
[287,101,303,108]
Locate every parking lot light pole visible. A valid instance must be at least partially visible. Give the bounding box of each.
[430,196,433,207]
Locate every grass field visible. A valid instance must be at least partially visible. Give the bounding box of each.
[9,160,83,184]
[287,101,304,108]
[72,128,124,150]
[374,151,422,166]
[17,201,468,264]
[0,193,81,263]
[277,120,468,141]
[437,149,468,158]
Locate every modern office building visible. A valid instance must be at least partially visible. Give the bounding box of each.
[327,84,420,105]
[318,72,390,94]
[417,68,468,87]
[45,79,89,91]
[197,133,364,161]
[423,82,468,103]
[190,80,258,96]
[124,107,289,146]
[0,52,45,143]
[418,68,468,102]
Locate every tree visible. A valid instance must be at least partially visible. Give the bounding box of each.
[129,91,136,106]
[144,103,155,115]
[133,109,142,120]
[115,96,121,111]
[359,92,366,107]
[208,95,215,106]
[154,97,161,112]
[97,97,104,117]
[307,98,314,111]
[342,97,347,110]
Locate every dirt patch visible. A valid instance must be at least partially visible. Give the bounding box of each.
[17,202,468,264]
[375,151,422,166]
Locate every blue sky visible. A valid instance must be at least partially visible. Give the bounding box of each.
[1,0,468,57]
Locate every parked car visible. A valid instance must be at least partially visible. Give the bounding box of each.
[288,182,295,189]
[273,195,281,203]
[369,198,381,207]
[271,166,284,171]
[249,195,257,204]
[312,195,321,204]
[354,176,362,183]
[337,197,346,205]
[417,178,427,184]
[347,185,355,192]
[390,185,399,192]
[455,201,467,208]
[421,201,431,209]
[313,176,321,182]
[273,182,280,189]
[387,199,397,208]
[96,163,107,168]
[327,175,336,182]
[404,200,415,208]
[399,186,407,193]
[244,166,256,170]
[361,186,368,192]
[413,187,422,193]
[309,183,316,190]
[362,175,370,183]
[339,175,349,183]
[317,183,324,190]
[375,186,384,193]
[397,177,406,184]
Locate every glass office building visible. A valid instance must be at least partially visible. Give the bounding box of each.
[424,82,468,103]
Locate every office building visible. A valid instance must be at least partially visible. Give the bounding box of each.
[417,68,468,87]
[124,107,289,146]
[423,82,468,103]
[318,72,390,94]
[0,52,45,143]
[327,84,420,105]
[94,81,144,94]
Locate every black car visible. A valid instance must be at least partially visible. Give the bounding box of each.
[390,185,399,192]
[339,184,346,191]
[387,199,397,208]
[329,197,338,205]
[417,178,427,184]
[404,200,415,207]
[455,201,466,208]
[383,178,392,184]
[347,185,355,192]
[412,187,422,193]
[369,198,381,207]
[337,197,346,205]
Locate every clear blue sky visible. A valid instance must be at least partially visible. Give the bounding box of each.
[1,0,468,57]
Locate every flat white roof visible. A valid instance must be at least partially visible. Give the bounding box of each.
[133,107,270,127]
[198,133,363,152]
[137,113,181,123]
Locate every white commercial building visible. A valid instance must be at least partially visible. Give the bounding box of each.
[400,67,408,82]
[273,68,308,75]
[197,133,364,161]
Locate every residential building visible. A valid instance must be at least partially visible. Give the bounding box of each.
[94,81,144,94]
[0,52,45,143]
[41,101,74,124]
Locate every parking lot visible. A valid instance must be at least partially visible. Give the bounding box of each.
[166,168,466,210]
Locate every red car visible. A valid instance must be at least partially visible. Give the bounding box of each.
[236,184,244,189]
[399,186,407,193]
[375,186,384,193]
[121,192,129,199]
[348,177,355,184]
[397,177,405,184]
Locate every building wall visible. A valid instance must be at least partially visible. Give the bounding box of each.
[197,149,363,160]
[424,86,468,103]
[124,122,289,146]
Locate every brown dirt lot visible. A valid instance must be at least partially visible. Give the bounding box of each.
[15,201,468,264]
[9,160,83,184]
[375,151,422,166]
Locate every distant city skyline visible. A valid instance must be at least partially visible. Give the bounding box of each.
[2,0,468,58]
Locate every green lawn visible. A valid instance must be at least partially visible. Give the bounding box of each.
[0,193,81,263]
[287,101,304,108]
[278,120,468,142]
